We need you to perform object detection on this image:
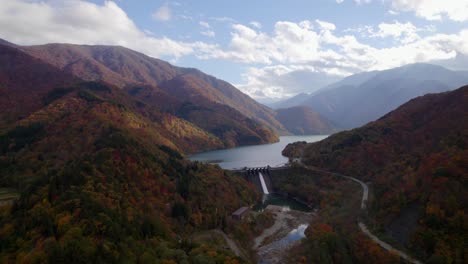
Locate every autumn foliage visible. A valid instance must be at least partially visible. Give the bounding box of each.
[285,86,468,263]
[0,43,262,262]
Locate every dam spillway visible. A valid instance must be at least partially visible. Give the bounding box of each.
[258,172,269,194]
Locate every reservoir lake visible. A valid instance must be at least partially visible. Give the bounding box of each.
[189,135,329,212]
[188,135,328,170]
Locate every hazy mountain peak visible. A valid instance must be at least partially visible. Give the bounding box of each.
[275,63,468,129]
[275,106,337,135]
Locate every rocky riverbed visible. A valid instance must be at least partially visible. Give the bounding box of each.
[254,205,315,264]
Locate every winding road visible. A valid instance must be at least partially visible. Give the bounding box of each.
[303,166,422,264]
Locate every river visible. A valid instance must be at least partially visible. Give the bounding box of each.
[188,135,328,170]
[190,135,328,263]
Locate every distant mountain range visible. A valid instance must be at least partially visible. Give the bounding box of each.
[283,86,468,262]
[275,106,337,135]
[273,63,468,129]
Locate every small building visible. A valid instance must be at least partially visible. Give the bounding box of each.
[232,206,250,220]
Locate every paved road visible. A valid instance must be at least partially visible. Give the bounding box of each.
[303,166,422,264]
[358,223,422,264]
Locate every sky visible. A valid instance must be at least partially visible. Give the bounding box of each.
[1,0,468,102]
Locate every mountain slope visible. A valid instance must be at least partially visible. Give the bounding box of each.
[270,93,309,109]
[0,44,237,153]
[286,63,468,128]
[0,43,260,262]
[0,44,79,128]
[2,41,280,149]
[19,42,287,134]
[284,86,468,262]
[275,106,337,135]
[0,79,257,263]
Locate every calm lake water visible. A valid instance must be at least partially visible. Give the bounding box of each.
[189,135,328,170]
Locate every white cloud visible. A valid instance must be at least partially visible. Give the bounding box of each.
[152,3,171,21]
[178,14,193,20]
[371,21,421,43]
[336,0,371,3]
[143,29,155,35]
[0,0,466,100]
[316,19,336,31]
[199,21,210,28]
[390,0,468,21]
[343,25,374,36]
[354,0,372,4]
[198,21,321,64]
[197,18,468,99]
[338,0,468,22]
[198,20,363,68]
[201,30,215,37]
[0,0,208,59]
[249,21,262,29]
[198,21,468,69]
[208,16,236,23]
[199,21,215,37]
[320,27,464,71]
[346,21,436,44]
[236,65,343,99]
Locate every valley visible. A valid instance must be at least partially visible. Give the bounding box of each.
[191,136,323,263]
[188,86,467,263]
[189,136,415,263]
[0,39,343,263]
[1,5,467,262]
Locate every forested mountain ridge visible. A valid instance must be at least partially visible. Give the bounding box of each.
[0,88,257,261]
[0,42,278,151]
[0,44,79,129]
[3,38,353,139]
[17,41,287,135]
[0,43,259,262]
[283,86,467,263]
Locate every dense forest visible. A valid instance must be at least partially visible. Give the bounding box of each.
[1,36,466,264]
[0,43,265,262]
[0,42,280,153]
[283,86,467,263]
[0,79,259,263]
[268,166,400,263]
